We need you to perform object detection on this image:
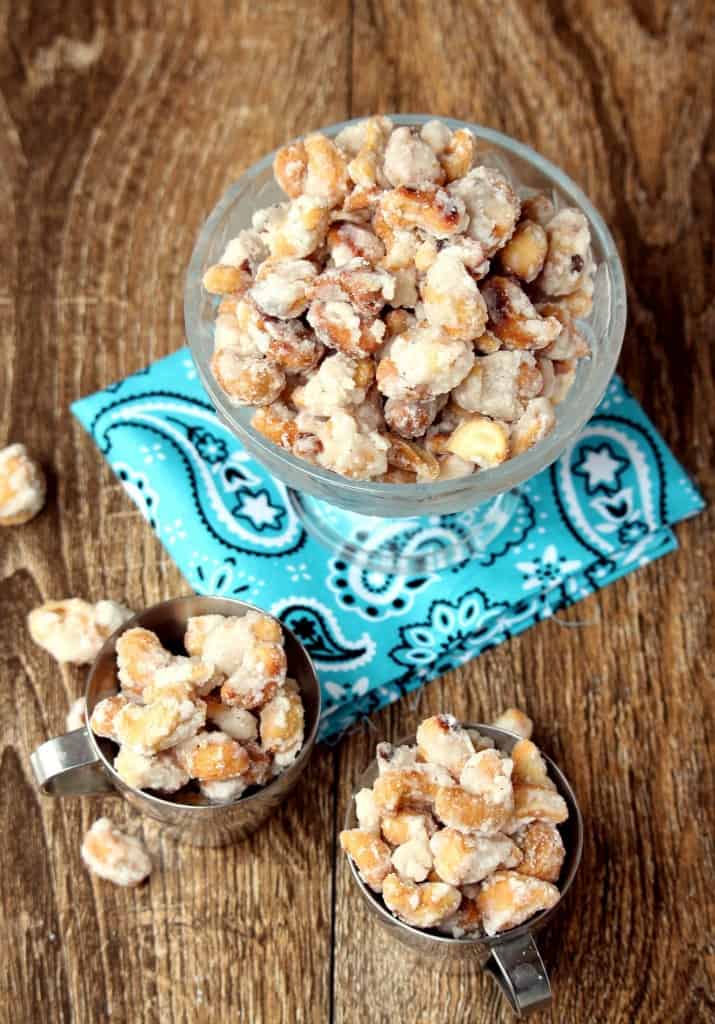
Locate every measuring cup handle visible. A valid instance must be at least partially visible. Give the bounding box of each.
[484,932,552,1016]
[31,727,116,796]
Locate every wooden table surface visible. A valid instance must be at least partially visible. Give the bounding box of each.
[1,2,713,1022]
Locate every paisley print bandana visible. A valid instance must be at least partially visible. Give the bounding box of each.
[72,349,704,742]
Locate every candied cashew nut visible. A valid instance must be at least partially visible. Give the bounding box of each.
[211,348,286,407]
[551,359,577,404]
[249,259,317,319]
[448,166,520,255]
[536,304,591,360]
[514,821,566,882]
[492,707,533,739]
[310,259,395,317]
[252,402,300,452]
[510,739,556,789]
[273,140,308,197]
[381,810,437,846]
[537,208,592,296]
[220,228,269,272]
[0,443,46,527]
[252,403,322,461]
[391,835,434,882]
[384,397,443,440]
[0,443,46,526]
[327,222,385,266]
[499,220,548,282]
[373,764,453,813]
[481,276,562,351]
[116,627,172,700]
[437,894,483,937]
[376,742,420,774]
[460,749,514,808]
[377,326,475,401]
[554,280,594,319]
[340,828,392,892]
[437,453,475,480]
[90,694,130,740]
[387,436,440,482]
[302,133,349,205]
[307,299,385,358]
[81,818,152,886]
[440,128,477,182]
[259,680,305,767]
[242,741,274,787]
[114,748,190,793]
[193,611,285,708]
[264,195,332,259]
[430,829,522,886]
[477,870,560,935]
[421,248,488,341]
[452,351,543,423]
[144,655,217,701]
[434,784,512,834]
[294,352,374,416]
[202,263,252,297]
[114,696,206,755]
[445,415,510,469]
[205,698,258,742]
[474,329,502,355]
[383,126,444,188]
[199,776,247,803]
[512,784,569,827]
[29,599,134,666]
[175,731,250,781]
[310,410,390,480]
[416,715,476,778]
[220,641,286,709]
[355,787,382,833]
[342,116,393,189]
[520,193,555,226]
[379,185,468,239]
[184,615,227,657]
[382,872,462,928]
[420,121,477,181]
[510,398,556,457]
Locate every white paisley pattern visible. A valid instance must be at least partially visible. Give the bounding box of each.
[72,354,704,742]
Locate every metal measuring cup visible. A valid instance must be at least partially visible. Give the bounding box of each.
[344,724,583,1017]
[31,595,321,847]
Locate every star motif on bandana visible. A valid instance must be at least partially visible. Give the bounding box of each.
[573,443,629,495]
[231,489,285,532]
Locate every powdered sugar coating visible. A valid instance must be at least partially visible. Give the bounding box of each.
[81,818,152,887]
[201,119,595,482]
[29,598,134,666]
[0,443,46,526]
[343,709,568,937]
[89,613,304,803]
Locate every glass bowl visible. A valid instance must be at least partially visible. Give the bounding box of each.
[185,115,626,569]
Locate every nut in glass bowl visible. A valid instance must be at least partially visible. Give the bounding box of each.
[185,115,626,520]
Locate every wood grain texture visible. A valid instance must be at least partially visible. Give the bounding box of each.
[0,1,713,1022]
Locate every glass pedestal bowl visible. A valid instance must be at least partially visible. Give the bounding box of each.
[185,115,626,574]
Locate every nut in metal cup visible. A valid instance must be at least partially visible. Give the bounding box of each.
[30,596,322,847]
[344,724,583,1017]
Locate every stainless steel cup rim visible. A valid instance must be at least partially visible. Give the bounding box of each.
[83,595,322,812]
[344,723,583,947]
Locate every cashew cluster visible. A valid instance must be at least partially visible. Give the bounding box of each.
[89,611,305,803]
[202,118,596,482]
[340,709,568,937]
